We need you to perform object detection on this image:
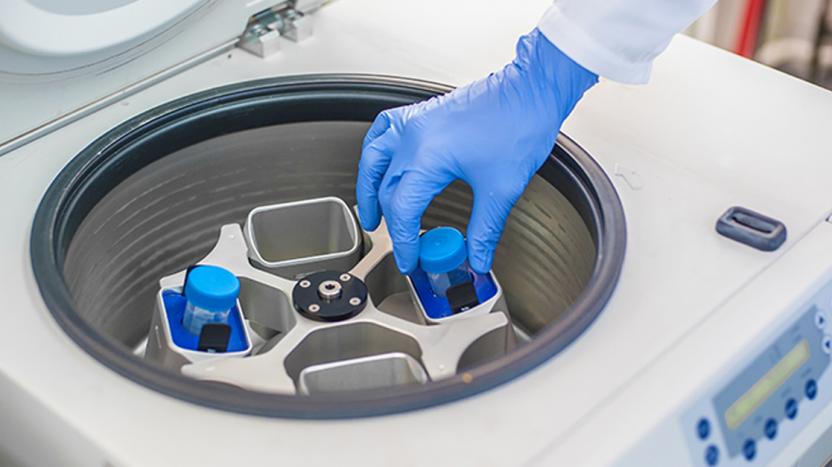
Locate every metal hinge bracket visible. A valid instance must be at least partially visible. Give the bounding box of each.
[239,0,324,58]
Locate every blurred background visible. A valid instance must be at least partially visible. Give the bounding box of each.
[687,0,832,89]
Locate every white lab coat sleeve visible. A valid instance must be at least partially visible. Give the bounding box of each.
[538,0,716,84]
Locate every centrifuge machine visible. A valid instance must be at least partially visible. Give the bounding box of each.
[2,0,832,466]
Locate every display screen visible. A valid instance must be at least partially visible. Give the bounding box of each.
[725,340,810,429]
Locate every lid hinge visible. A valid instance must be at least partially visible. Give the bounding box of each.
[239,0,325,58]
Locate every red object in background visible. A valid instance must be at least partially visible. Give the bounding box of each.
[735,0,765,57]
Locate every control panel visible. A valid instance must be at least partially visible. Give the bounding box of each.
[682,281,832,466]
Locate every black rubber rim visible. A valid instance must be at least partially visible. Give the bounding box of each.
[30,74,626,419]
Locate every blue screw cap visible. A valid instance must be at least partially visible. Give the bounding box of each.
[419,227,467,274]
[184,265,240,312]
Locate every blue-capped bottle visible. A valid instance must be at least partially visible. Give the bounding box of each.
[182,265,240,335]
[418,227,473,297]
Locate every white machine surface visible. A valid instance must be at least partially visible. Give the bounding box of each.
[2,1,832,466]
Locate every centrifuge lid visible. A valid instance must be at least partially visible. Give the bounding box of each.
[0,0,290,155]
[0,1,206,61]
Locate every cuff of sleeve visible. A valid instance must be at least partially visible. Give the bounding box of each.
[537,4,653,84]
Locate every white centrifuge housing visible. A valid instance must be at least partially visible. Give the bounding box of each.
[2,1,832,466]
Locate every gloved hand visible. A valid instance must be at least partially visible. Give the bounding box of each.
[357,29,597,274]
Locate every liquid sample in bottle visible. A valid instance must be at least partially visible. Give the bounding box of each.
[419,226,473,297]
[182,265,240,336]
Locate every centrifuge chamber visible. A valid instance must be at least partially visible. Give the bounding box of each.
[30,75,625,417]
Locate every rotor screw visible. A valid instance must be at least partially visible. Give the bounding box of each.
[318,280,343,301]
[299,280,311,288]
[339,273,351,282]
[308,304,320,313]
[349,297,361,306]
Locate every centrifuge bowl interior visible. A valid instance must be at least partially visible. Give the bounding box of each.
[31,75,626,418]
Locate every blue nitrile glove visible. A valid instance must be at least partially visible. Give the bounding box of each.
[356,29,597,274]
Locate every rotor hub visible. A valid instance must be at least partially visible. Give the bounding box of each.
[293,271,367,322]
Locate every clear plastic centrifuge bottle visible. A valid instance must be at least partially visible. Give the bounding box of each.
[418,227,473,297]
[182,265,240,336]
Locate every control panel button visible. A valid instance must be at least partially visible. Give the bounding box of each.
[697,418,711,440]
[764,418,777,439]
[704,445,719,466]
[785,398,798,419]
[805,379,818,400]
[742,439,756,461]
[823,335,832,354]
[816,310,828,329]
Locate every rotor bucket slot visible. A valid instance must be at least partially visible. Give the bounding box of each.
[298,353,429,395]
[245,197,362,279]
[284,323,423,385]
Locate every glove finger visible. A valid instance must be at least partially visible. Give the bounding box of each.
[384,170,453,273]
[356,128,398,231]
[362,110,394,150]
[466,182,525,274]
